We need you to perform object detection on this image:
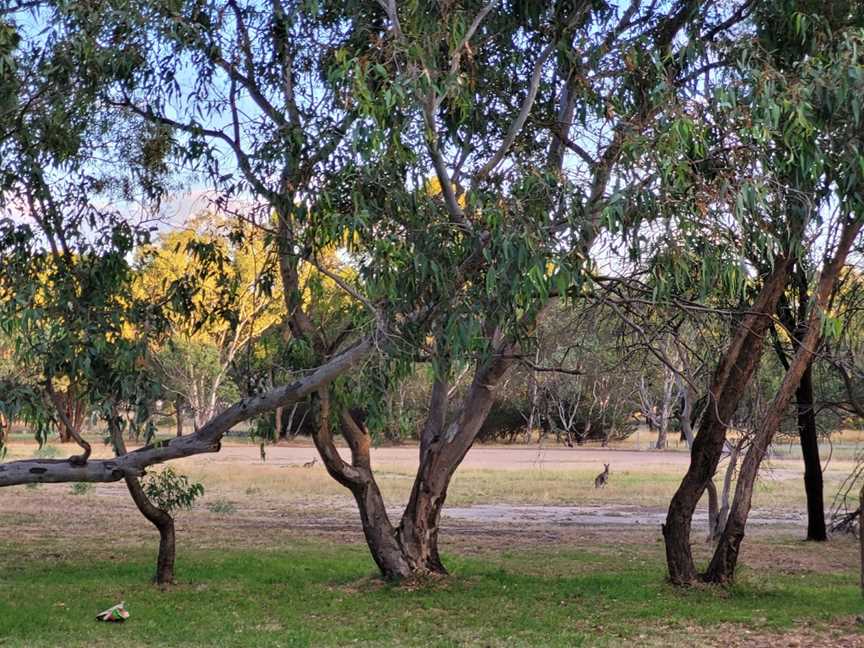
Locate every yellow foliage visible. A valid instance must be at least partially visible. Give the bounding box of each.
[425,175,467,208]
[134,214,284,346]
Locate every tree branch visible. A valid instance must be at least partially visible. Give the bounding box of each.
[0,337,374,486]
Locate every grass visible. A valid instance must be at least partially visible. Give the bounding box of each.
[205,499,237,515]
[2,432,863,646]
[0,542,861,648]
[173,461,852,510]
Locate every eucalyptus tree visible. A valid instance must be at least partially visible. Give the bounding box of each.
[701,23,864,584]
[0,0,754,584]
[0,4,215,584]
[0,0,380,485]
[138,217,284,429]
[752,0,864,546]
[0,3,155,462]
[663,1,864,585]
[309,0,755,578]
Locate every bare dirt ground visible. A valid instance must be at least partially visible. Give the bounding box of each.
[2,440,857,558]
[2,472,857,571]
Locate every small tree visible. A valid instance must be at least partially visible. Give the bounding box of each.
[136,466,204,584]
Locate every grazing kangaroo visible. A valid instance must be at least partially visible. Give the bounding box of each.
[303,457,317,468]
[594,463,610,489]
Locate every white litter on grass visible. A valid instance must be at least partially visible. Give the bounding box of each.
[96,602,130,622]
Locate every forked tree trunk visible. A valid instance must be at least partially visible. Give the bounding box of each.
[312,349,512,581]
[309,390,415,580]
[703,216,861,583]
[663,256,794,585]
[402,355,511,575]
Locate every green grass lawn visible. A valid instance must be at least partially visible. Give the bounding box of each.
[1,542,861,647]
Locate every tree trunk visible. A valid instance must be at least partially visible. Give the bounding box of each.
[57,417,74,443]
[400,351,512,572]
[124,476,176,585]
[275,406,284,441]
[397,472,448,575]
[108,411,177,585]
[859,484,864,597]
[175,398,184,437]
[705,441,740,543]
[703,216,861,583]
[773,273,827,543]
[309,390,417,580]
[351,470,416,580]
[706,479,719,541]
[663,332,770,584]
[53,388,86,443]
[663,256,794,585]
[525,348,541,442]
[656,366,675,450]
[656,418,669,450]
[311,346,512,581]
[796,362,827,541]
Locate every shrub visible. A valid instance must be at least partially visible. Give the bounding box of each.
[141,467,204,513]
[70,482,92,496]
[206,499,236,515]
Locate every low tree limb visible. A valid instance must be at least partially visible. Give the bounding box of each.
[0,337,373,486]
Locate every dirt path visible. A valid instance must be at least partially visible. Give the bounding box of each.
[444,503,807,528]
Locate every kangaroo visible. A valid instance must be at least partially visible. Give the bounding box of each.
[303,457,317,468]
[594,463,610,489]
